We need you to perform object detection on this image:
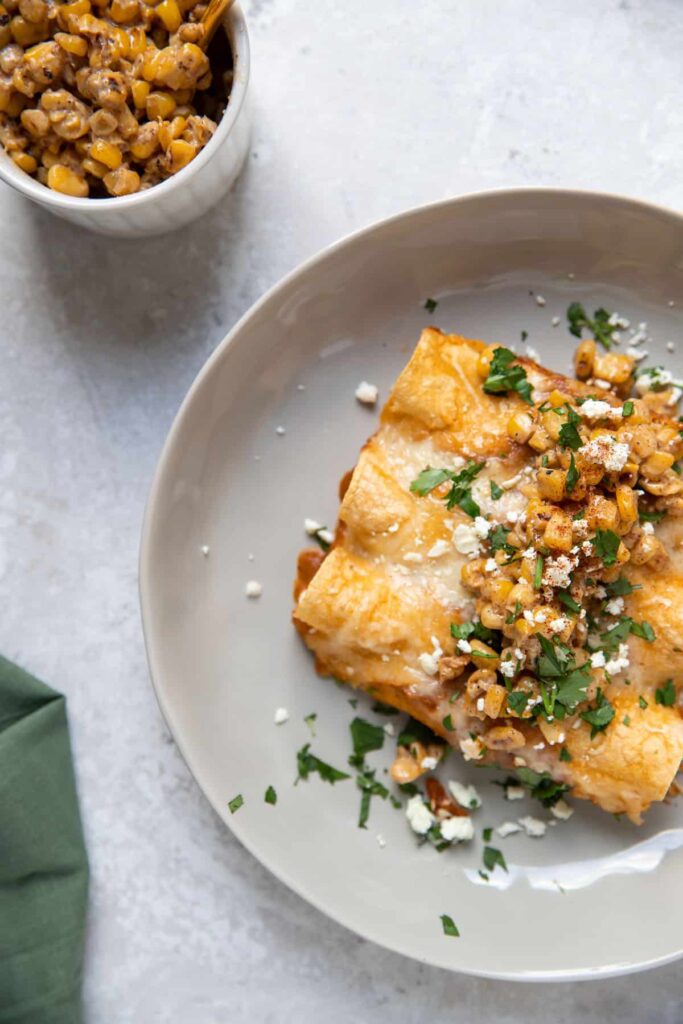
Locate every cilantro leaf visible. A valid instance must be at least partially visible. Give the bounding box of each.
[630,621,655,643]
[440,914,460,937]
[557,590,581,614]
[228,794,244,814]
[356,769,389,828]
[397,717,438,748]
[622,400,634,417]
[566,452,579,494]
[655,679,676,706]
[296,744,350,784]
[483,846,508,873]
[483,347,534,405]
[593,529,620,567]
[639,509,666,524]
[605,576,640,597]
[350,717,385,759]
[558,405,583,451]
[424,297,438,313]
[639,696,648,709]
[304,712,317,736]
[559,746,572,762]
[490,480,504,500]
[489,524,517,556]
[264,786,277,805]
[516,766,570,807]
[410,462,485,518]
[580,690,615,738]
[567,302,616,350]
[506,690,529,715]
[442,714,454,731]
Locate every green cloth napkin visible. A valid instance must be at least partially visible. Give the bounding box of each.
[0,655,89,1024]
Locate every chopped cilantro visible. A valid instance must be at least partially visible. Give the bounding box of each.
[228,794,244,814]
[631,621,655,643]
[350,717,385,759]
[483,347,534,405]
[398,781,420,797]
[311,527,331,552]
[639,508,666,524]
[557,590,581,614]
[566,452,579,493]
[489,524,517,555]
[506,600,522,624]
[507,690,529,715]
[304,712,317,736]
[567,302,616,350]
[397,717,438,748]
[533,555,544,589]
[356,769,389,828]
[605,576,640,597]
[580,689,615,738]
[264,786,277,805]
[521,330,528,342]
[622,400,634,417]
[639,696,648,709]
[424,297,438,313]
[348,697,359,709]
[516,765,570,807]
[442,713,454,731]
[535,635,590,715]
[482,827,493,841]
[558,405,583,451]
[655,679,676,706]
[593,528,620,567]
[440,914,460,937]
[572,508,585,520]
[450,620,500,648]
[490,479,504,500]
[410,461,485,518]
[371,701,400,715]
[622,715,631,726]
[296,744,350,784]
[483,846,508,873]
[559,746,572,763]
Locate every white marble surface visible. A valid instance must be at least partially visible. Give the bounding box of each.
[1,0,682,1019]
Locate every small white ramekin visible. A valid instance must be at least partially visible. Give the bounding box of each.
[0,3,250,237]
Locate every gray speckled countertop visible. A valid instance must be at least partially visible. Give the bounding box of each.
[1,0,682,1019]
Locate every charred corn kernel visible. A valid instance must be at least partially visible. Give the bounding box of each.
[155,0,180,31]
[389,752,422,785]
[484,725,525,751]
[528,427,551,452]
[172,87,192,104]
[109,0,138,21]
[0,22,11,47]
[593,352,634,385]
[47,162,88,196]
[470,641,499,668]
[103,165,140,195]
[81,155,108,177]
[616,484,637,526]
[588,496,618,531]
[577,457,605,486]
[111,25,129,56]
[168,137,193,171]
[482,577,514,604]
[11,14,47,45]
[146,89,175,120]
[41,147,61,168]
[630,533,667,569]
[641,451,674,478]
[507,581,535,608]
[539,718,567,745]
[5,91,26,116]
[11,150,37,172]
[628,424,656,459]
[541,409,564,441]
[128,130,158,159]
[544,509,573,551]
[460,559,486,589]
[477,345,497,379]
[126,23,145,55]
[548,389,572,408]
[54,30,88,55]
[141,46,159,81]
[574,338,596,379]
[130,78,150,108]
[479,603,506,630]
[641,472,683,497]
[89,138,121,168]
[483,685,507,719]
[615,540,630,566]
[157,114,185,149]
[507,411,534,444]
[536,468,566,501]
[513,616,534,637]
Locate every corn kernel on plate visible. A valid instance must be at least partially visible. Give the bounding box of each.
[141,189,683,980]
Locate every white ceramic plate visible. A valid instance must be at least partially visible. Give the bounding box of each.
[140,189,683,980]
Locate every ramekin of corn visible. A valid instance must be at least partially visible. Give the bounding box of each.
[0,0,249,235]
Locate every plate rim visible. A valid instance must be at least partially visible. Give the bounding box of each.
[139,186,683,982]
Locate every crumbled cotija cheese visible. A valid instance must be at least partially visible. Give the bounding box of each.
[549,616,570,634]
[543,555,575,589]
[448,780,482,809]
[440,816,474,843]
[604,642,630,676]
[421,756,438,771]
[355,381,379,405]
[485,557,498,572]
[551,800,574,821]
[304,518,323,535]
[427,539,450,558]
[518,815,547,837]
[582,436,629,472]
[405,795,435,835]
[418,636,443,676]
[496,821,522,837]
[453,523,482,556]
[590,651,606,669]
[460,736,483,761]
[505,785,525,801]
[580,399,616,419]
[605,597,625,616]
[245,580,263,598]
[274,707,289,725]
[499,659,516,678]
[457,639,472,654]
